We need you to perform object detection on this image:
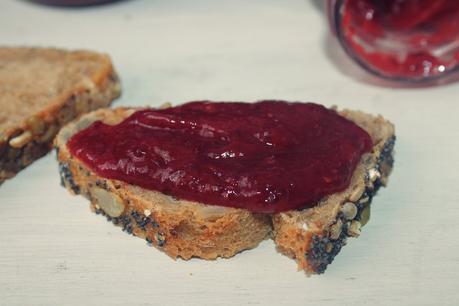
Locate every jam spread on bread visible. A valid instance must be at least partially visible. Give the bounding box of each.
[67,101,372,213]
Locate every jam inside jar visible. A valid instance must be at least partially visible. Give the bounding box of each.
[329,0,459,82]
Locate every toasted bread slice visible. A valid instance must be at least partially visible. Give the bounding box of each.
[0,47,121,185]
[55,105,395,273]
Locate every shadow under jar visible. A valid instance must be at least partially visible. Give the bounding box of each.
[328,0,459,84]
[30,0,120,6]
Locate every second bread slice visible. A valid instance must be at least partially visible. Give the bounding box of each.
[0,47,121,185]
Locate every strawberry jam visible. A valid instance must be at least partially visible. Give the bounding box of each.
[67,101,372,213]
[331,0,459,81]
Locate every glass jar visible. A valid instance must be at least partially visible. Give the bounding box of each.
[328,0,459,83]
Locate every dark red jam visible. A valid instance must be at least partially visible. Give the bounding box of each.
[333,0,459,81]
[67,101,373,213]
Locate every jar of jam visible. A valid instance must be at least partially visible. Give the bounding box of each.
[328,0,459,83]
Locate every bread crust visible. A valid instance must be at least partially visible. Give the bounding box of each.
[0,47,121,184]
[55,105,395,272]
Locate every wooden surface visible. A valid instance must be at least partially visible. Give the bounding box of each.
[1,0,459,305]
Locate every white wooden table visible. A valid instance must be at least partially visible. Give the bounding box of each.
[1,0,459,305]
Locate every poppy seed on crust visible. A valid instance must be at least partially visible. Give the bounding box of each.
[58,162,80,194]
[380,136,396,168]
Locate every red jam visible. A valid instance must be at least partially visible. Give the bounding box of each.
[67,101,372,213]
[333,0,459,81]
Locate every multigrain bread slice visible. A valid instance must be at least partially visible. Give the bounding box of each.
[55,105,395,273]
[55,107,272,260]
[0,47,121,185]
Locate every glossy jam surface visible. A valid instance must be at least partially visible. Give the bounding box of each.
[336,0,459,81]
[67,101,373,213]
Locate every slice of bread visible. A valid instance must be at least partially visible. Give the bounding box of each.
[55,105,395,274]
[0,47,121,185]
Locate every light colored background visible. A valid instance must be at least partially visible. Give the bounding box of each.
[1,0,458,305]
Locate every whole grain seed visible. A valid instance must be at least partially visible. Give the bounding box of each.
[347,221,361,237]
[341,202,358,220]
[368,168,381,183]
[329,219,343,240]
[358,196,370,205]
[349,184,365,202]
[96,191,125,218]
[9,131,32,148]
[359,205,371,227]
